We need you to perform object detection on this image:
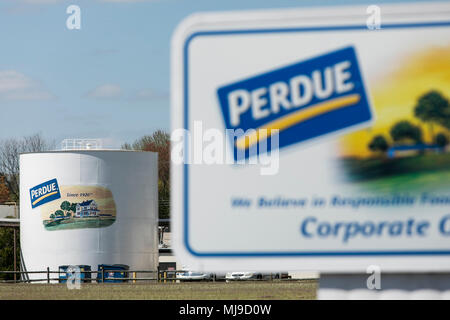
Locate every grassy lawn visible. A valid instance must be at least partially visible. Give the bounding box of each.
[0,280,317,300]
[340,153,450,193]
[359,169,450,193]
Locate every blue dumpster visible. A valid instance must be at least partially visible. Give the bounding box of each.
[96,264,129,283]
[58,265,92,283]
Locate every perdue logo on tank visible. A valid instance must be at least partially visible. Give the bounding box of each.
[29,178,61,209]
[217,46,373,159]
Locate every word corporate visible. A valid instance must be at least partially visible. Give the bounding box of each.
[300,215,450,244]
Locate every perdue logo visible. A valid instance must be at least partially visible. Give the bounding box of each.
[29,178,61,209]
[217,46,373,159]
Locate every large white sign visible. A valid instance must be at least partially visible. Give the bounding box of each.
[171,3,450,272]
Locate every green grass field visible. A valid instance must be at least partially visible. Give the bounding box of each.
[358,170,450,193]
[340,153,450,193]
[0,281,317,300]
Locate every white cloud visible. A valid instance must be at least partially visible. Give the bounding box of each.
[85,84,123,100]
[131,88,168,101]
[0,70,55,101]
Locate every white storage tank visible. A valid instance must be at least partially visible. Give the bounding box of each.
[19,150,158,280]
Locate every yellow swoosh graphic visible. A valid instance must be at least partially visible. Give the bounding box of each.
[235,93,361,150]
[32,191,58,206]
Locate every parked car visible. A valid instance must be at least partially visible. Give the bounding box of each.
[226,272,261,281]
[176,270,213,281]
[225,272,288,281]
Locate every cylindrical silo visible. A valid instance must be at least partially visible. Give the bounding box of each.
[19,150,158,281]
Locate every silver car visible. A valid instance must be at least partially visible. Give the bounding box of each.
[176,270,213,281]
[225,272,286,281]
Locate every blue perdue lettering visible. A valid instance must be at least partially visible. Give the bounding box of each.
[29,178,61,209]
[217,46,372,160]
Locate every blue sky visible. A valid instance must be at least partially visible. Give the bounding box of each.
[0,0,421,148]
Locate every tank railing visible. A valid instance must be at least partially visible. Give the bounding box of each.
[0,269,296,283]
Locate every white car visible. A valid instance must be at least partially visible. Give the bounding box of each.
[176,270,213,281]
[225,272,262,281]
[225,272,286,281]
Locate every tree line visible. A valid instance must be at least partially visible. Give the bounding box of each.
[368,90,450,155]
[49,201,77,220]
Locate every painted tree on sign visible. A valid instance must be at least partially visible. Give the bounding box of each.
[436,133,449,148]
[368,135,389,155]
[60,201,71,212]
[390,120,422,144]
[414,90,449,142]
